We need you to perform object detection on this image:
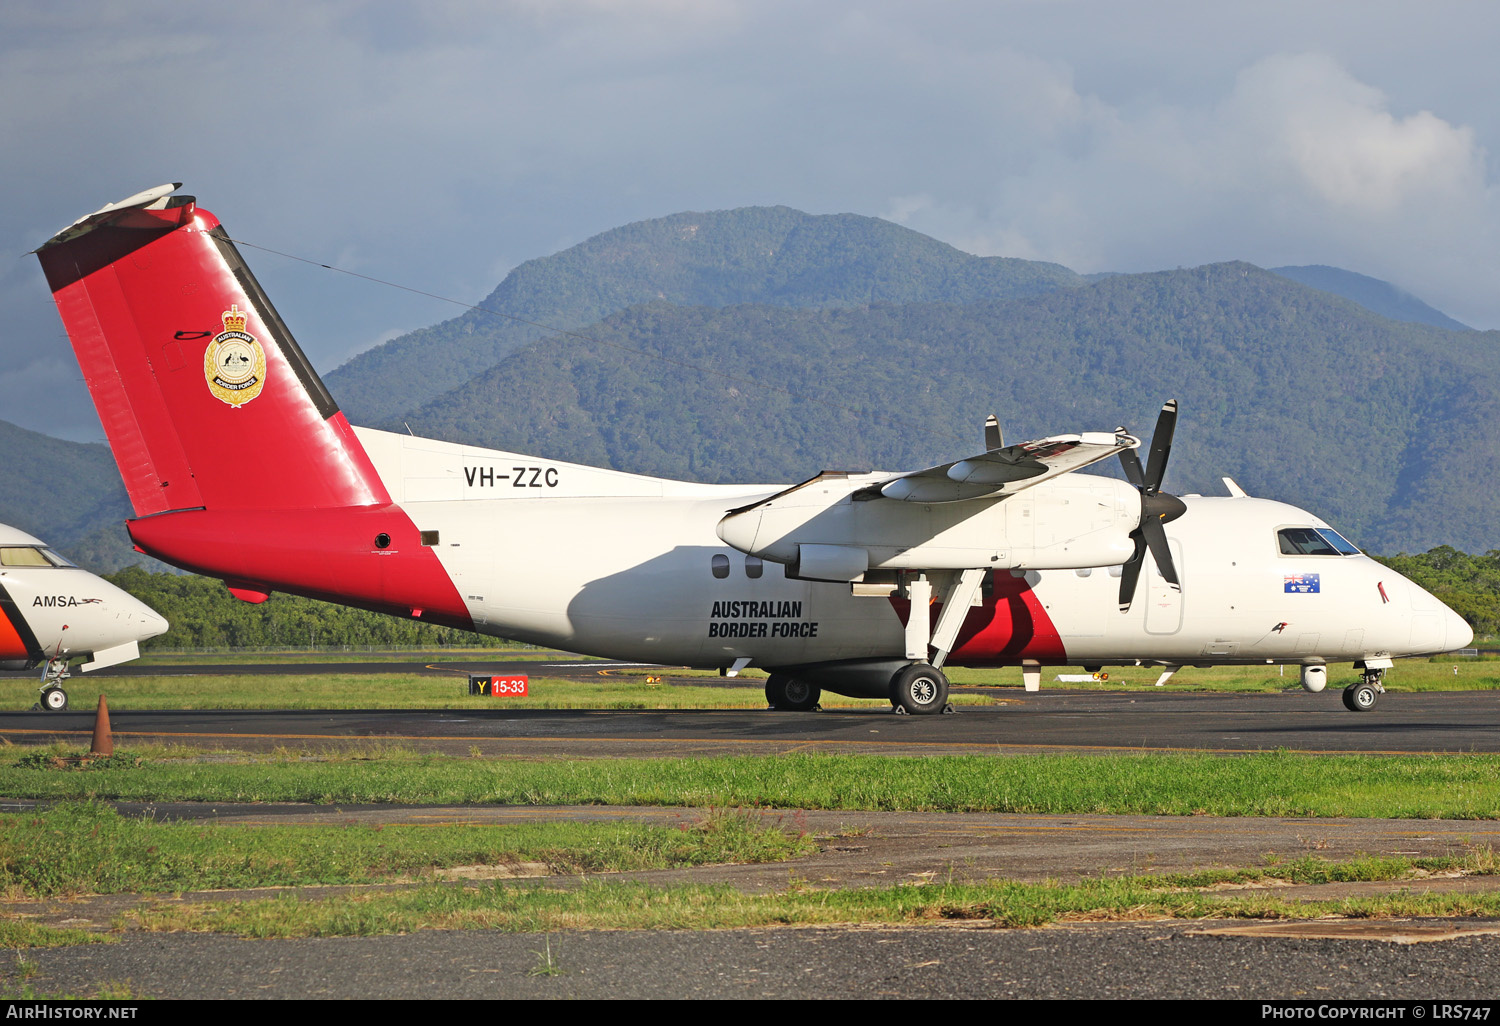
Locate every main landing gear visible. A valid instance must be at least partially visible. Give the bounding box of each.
[1342,667,1385,712]
[889,662,953,715]
[885,569,976,715]
[765,673,821,711]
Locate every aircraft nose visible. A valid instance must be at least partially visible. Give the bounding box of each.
[127,596,169,641]
[1445,606,1474,652]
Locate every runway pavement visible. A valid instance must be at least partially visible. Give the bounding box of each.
[1,689,1496,756]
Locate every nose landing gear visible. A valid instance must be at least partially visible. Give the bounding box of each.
[35,657,70,713]
[1342,667,1385,712]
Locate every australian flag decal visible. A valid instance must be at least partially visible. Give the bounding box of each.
[1284,573,1321,594]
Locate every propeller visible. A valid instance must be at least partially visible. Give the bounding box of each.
[1117,399,1187,613]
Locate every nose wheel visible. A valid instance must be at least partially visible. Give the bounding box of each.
[1342,669,1384,712]
[35,657,71,713]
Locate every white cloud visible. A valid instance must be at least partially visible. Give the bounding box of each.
[892,50,1500,326]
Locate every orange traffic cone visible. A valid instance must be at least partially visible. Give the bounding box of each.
[89,695,113,757]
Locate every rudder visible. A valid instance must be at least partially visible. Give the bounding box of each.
[36,186,389,515]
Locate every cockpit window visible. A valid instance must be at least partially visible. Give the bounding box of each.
[0,547,52,567]
[1314,529,1359,555]
[1277,528,1359,556]
[0,547,76,568]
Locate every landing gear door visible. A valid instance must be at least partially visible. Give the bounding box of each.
[1143,538,1184,635]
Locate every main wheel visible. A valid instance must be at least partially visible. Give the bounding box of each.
[41,687,68,712]
[889,663,949,715]
[1342,682,1378,712]
[765,673,820,711]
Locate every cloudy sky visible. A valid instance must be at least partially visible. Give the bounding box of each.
[4,1,1498,441]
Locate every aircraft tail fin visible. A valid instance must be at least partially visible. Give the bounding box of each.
[35,186,389,516]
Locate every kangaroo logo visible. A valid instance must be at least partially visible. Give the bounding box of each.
[204,304,266,408]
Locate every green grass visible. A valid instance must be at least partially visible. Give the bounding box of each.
[123,867,1500,938]
[0,803,815,898]
[0,921,113,949]
[3,747,1498,818]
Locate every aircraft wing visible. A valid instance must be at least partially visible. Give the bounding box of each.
[863,430,1139,504]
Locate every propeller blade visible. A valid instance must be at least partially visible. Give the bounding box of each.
[1117,532,1146,612]
[1118,446,1146,489]
[1143,399,1178,492]
[984,414,1003,452]
[1117,400,1186,612]
[1141,516,1179,587]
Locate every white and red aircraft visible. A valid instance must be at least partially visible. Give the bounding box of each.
[32,185,1472,714]
[0,522,169,710]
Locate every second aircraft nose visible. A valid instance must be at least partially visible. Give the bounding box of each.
[1445,605,1475,653]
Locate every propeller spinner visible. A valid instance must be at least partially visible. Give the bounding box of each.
[1117,399,1187,613]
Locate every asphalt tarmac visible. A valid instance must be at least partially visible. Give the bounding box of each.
[1,689,1497,756]
[12,922,1500,1000]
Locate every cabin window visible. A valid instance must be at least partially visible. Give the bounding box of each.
[745,556,764,579]
[0,547,51,567]
[1278,527,1359,556]
[711,554,730,579]
[420,531,440,546]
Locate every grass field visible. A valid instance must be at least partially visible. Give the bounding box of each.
[0,803,814,898]
[4,745,1498,818]
[124,871,1500,940]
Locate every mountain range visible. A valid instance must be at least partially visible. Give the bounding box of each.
[4,206,1493,569]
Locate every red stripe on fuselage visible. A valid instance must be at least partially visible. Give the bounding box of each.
[0,612,29,660]
[128,504,472,630]
[889,571,1067,664]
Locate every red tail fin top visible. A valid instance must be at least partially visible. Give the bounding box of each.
[37,190,390,515]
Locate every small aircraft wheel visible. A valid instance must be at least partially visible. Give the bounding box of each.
[41,687,68,712]
[1343,682,1378,712]
[765,673,820,711]
[889,663,949,716]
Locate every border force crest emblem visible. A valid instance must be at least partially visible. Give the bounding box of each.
[204,304,266,408]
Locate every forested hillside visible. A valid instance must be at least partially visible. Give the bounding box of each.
[0,418,159,572]
[391,263,1500,554]
[324,206,1084,423]
[1271,265,1471,331]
